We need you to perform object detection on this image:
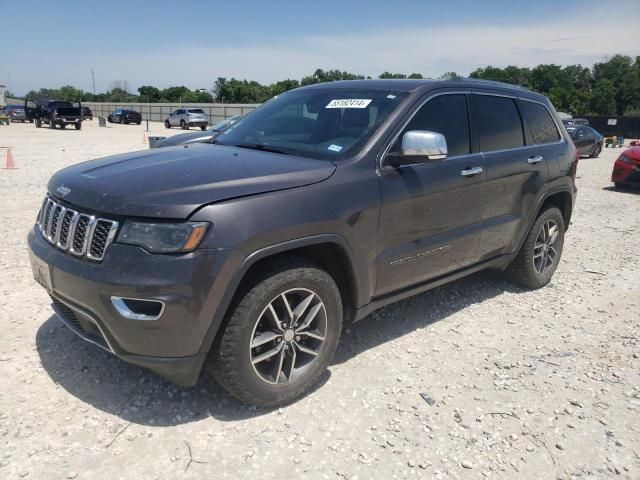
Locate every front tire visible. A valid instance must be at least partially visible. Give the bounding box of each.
[506,207,565,289]
[75,122,82,130]
[200,125,207,131]
[210,259,343,407]
[180,119,187,130]
[49,119,56,129]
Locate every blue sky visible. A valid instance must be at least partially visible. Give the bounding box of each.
[1,0,638,95]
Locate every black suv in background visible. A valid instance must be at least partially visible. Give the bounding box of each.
[107,109,142,125]
[28,79,577,406]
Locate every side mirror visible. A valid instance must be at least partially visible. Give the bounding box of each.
[386,130,447,167]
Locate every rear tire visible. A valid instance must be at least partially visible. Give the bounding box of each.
[589,143,601,158]
[209,259,342,407]
[60,123,66,129]
[201,125,207,131]
[49,119,56,129]
[165,120,171,129]
[180,119,187,130]
[35,118,42,128]
[506,207,565,290]
[75,122,82,130]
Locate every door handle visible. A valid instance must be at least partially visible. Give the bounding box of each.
[527,155,544,164]
[461,166,483,177]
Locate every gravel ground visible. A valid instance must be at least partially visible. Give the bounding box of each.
[1,120,639,480]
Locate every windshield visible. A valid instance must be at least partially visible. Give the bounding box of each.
[215,89,408,160]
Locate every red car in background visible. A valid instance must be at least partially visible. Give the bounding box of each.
[612,146,640,189]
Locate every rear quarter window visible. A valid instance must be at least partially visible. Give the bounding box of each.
[471,95,524,152]
[519,101,560,145]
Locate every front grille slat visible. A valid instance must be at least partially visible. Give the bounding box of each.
[38,195,118,262]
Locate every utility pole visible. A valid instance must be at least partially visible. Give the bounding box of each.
[91,69,96,95]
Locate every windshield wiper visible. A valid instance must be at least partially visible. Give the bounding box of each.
[233,143,288,155]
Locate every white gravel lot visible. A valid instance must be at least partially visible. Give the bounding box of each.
[0,120,639,480]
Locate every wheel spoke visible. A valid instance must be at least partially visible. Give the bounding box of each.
[533,251,544,259]
[287,344,297,381]
[252,342,283,364]
[281,293,294,321]
[547,224,558,245]
[292,293,315,321]
[293,341,319,357]
[267,304,284,332]
[298,330,325,341]
[295,302,323,331]
[274,346,286,383]
[251,331,281,348]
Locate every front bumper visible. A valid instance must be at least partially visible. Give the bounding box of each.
[612,160,640,185]
[28,226,240,385]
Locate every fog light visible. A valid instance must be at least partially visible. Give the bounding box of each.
[111,297,165,321]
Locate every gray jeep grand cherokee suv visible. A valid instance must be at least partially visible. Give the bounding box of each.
[28,79,577,406]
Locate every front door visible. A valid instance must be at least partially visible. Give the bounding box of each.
[376,93,486,296]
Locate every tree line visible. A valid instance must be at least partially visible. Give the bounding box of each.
[12,54,640,116]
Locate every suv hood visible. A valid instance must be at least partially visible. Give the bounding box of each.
[48,144,336,218]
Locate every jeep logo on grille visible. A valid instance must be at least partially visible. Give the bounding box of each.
[56,185,71,197]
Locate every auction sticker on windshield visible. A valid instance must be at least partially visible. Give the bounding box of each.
[326,99,372,109]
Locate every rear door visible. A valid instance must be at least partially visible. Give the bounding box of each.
[376,92,486,296]
[471,93,558,259]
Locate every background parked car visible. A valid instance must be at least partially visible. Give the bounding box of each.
[4,104,27,122]
[151,115,242,149]
[562,118,589,127]
[612,146,640,189]
[567,125,603,157]
[107,109,142,125]
[82,106,93,120]
[165,108,208,130]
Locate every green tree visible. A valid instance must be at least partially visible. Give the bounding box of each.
[590,79,616,115]
[138,85,161,102]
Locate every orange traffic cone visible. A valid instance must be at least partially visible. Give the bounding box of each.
[2,148,16,170]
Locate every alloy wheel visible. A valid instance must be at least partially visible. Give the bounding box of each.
[533,219,559,274]
[250,288,327,385]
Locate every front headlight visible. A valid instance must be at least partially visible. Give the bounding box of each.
[117,221,209,253]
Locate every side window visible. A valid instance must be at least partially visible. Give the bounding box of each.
[519,101,560,145]
[471,95,524,152]
[396,94,470,157]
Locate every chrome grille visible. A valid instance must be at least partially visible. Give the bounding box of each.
[37,195,118,261]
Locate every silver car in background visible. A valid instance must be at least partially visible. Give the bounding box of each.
[165,108,209,130]
[151,115,242,149]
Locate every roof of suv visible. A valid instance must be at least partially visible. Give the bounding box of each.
[298,78,535,96]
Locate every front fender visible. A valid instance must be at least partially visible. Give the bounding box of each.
[196,233,363,355]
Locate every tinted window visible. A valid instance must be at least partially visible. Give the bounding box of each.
[396,94,470,156]
[472,95,524,151]
[519,101,560,145]
[188,109,205,114]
